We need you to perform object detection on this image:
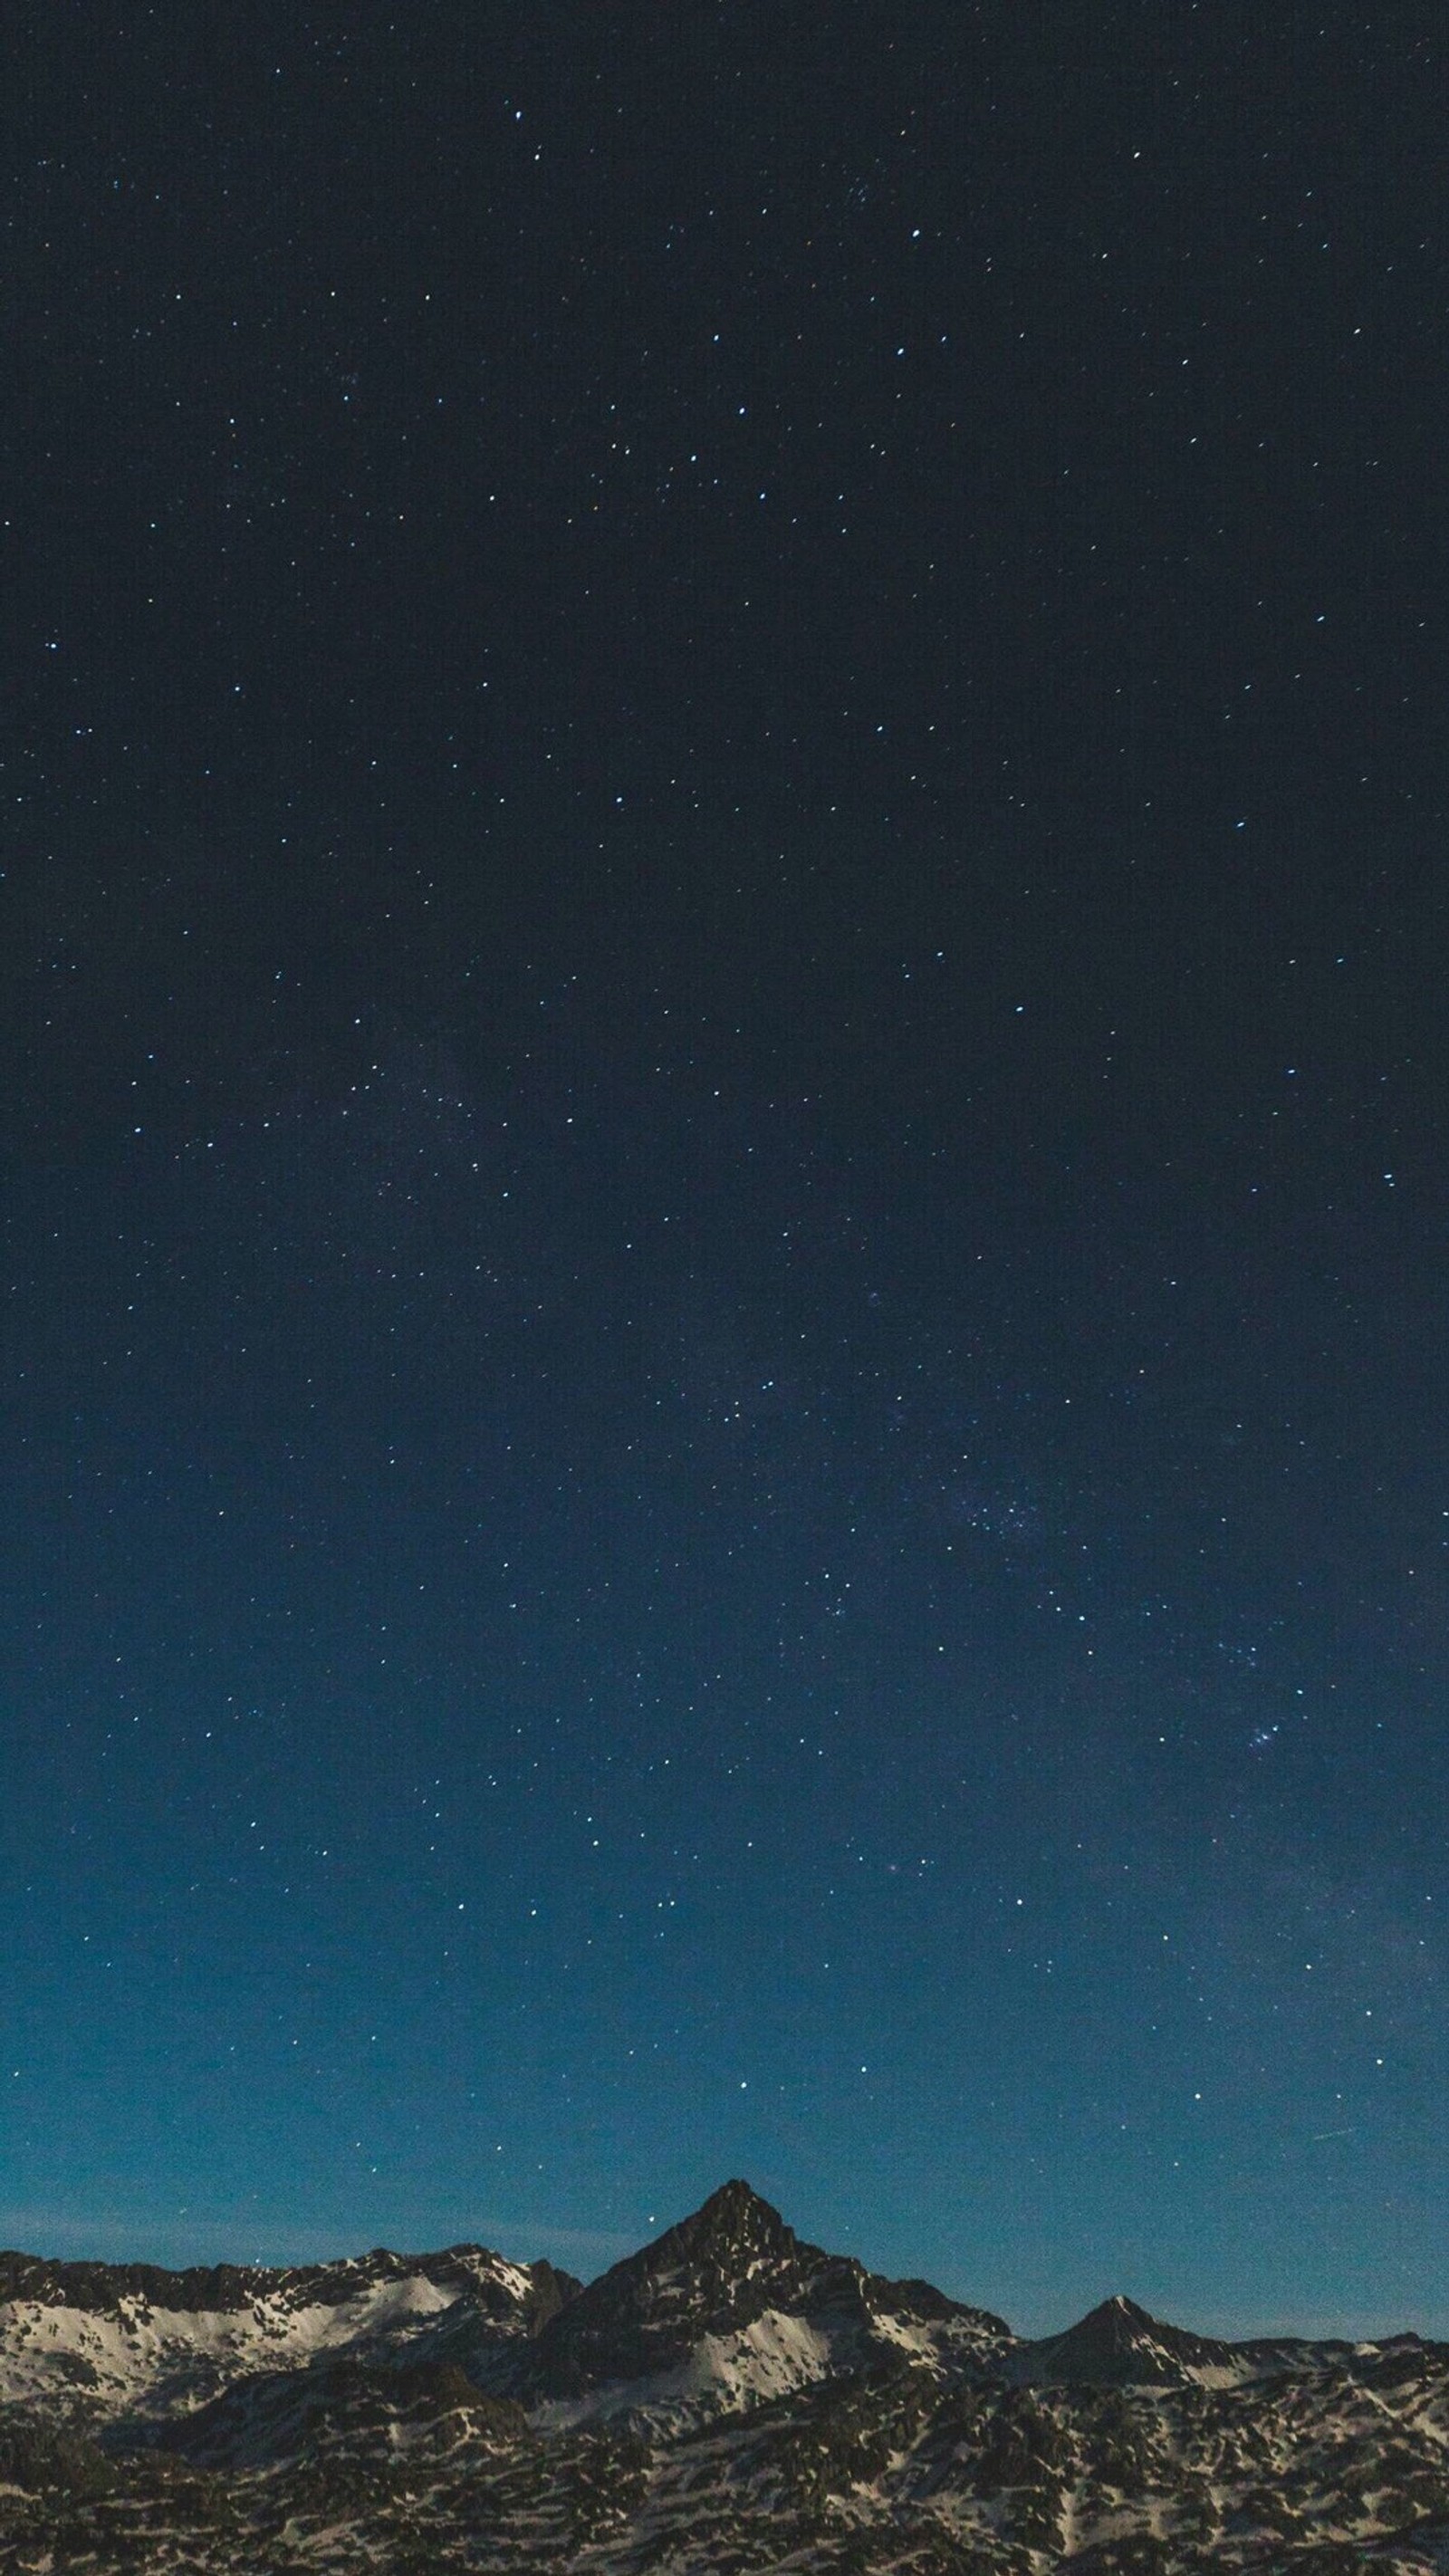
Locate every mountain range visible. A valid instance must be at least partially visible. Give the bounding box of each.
[1,2178,1444,2571]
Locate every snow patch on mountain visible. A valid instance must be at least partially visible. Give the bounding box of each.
[533,2305,841,2427]
[0,2244,554,2426]
[0,2274,461,2418]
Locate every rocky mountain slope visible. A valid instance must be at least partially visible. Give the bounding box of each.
[1,2180,1445,2571]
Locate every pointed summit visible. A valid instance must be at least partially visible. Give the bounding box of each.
[522,2181,830,2398]
[522,2182,1007,2405]
[645,2177,799,2266]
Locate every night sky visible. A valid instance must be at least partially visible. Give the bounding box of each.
[4,5,1445,2339]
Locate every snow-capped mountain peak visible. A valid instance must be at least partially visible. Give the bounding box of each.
[3,2190,1444,2571]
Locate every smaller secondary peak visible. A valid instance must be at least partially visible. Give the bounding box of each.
[1011,2292,1239,2388]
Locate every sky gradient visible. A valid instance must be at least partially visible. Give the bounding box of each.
[3,4,1445,2338]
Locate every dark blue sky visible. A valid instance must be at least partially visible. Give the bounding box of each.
[3,3,1445,2336]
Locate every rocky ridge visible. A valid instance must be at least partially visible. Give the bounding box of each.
[0,2180,1445,2571]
